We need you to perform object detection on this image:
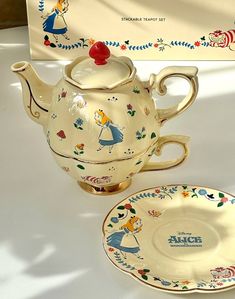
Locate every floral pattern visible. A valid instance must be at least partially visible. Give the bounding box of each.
[104,31,235,52]
[58,88,67,101]
[103,185,235,292]
[136,127,146,140]
[43,35,56,48]
[108,203,136,228]
[127,104,136,116]
[197,188,235,207]
[73,118,84,130]
[51,113,57,119]
[133,86,140,94]
[153,38,171,51]
[148,210,162,218]
[81,175,112,185]
[38,2,234,53]
[74,143,84,155]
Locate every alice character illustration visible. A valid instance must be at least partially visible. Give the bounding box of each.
[42,0,70,43]
[94,110,123,153]
[107,216,143,259]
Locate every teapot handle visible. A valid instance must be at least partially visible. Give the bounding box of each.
[141,135,189,171]
[149,66,198,125]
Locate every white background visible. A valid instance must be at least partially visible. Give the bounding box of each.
[0,27,235,299]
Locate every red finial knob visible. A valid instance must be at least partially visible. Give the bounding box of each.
[89,41,110,65]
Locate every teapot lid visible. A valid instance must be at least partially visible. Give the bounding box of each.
[66,42,136,89]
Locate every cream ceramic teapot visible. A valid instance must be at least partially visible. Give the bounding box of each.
[11,42,198,195]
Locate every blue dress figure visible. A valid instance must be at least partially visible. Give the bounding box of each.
[107,216,143,259]
[94,110,123,153]
[42,0,70,42]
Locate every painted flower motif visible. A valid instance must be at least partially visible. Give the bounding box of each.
[161,280,171,286]
[181,280,191,285]
[136,127,146,140]
[120,44,127,50]
[154,43,159,48]
[61,90,67,98]
[108,247,114,252]
[44,40,50,46]
[138,269,146,275]
[127,104,136,116]
[76,143,84,150]
[155,189,161,193]
[117,204,136,214]
[216,282,223,286]
[133,86,140,94]
[111,217,119,223]
[51,113,57,119]
[182,191,189,198]
[198,189,207,195]
[148,210,161,218]
[221,197,228,203]
[43,35,56,48]
[75,118,83,126]
[217,192,230,207]
[58,88,67,101]
[137,269,150,280]
[89,38,95,45]
[124,203,132,210]
[74,143,85,155]
[74,118,84,130]
[194,41,201,47]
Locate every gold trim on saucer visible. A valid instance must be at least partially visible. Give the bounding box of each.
[78,179,131,195]
[102,184,235,293]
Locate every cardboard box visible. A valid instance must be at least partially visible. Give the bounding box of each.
[27,0,235,60]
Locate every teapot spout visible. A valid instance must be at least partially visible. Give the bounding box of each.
[11,61,53,126]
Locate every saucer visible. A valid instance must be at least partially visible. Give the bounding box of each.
[102,185,235,293]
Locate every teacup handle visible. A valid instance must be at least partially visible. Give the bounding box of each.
[141,135,189,171]
[149,66,198,125]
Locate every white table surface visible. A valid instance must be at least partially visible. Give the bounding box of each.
[0,26,235,299]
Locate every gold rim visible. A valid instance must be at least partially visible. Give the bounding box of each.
[102,184,235,293]
[78,179,131,195]
[49,139,158,165]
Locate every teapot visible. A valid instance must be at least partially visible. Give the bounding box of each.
[11,42,198,195]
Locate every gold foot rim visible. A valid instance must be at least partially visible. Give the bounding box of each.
[78,179,132,195]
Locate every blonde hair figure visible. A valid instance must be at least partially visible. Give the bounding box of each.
[42,0,70,42]
[107,216,143,259]
[94,110,123,154]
